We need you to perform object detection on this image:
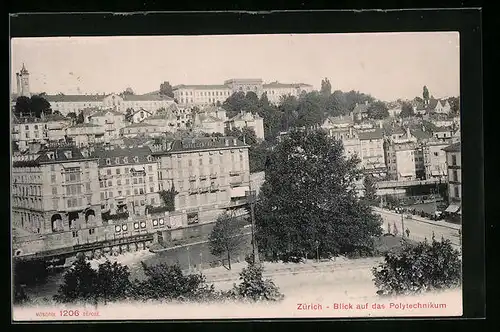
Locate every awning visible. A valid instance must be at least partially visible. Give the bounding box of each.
[230,186,250,198]
[445,204,460,213]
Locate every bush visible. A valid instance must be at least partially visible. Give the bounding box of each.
[230,261,284,302]
[372,237,461,296]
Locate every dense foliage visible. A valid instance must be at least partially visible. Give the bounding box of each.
[159,81,174,98]
[14,95,52,118]
[255,129,383,261]
[159,186,179,212]
[399,102,415,118]
[54,255,98,303]
[367,101,389,119]
[208,212,245,270]
[363,174,377,204]
[372,237,462,296]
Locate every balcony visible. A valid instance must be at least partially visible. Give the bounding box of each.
[199,186,210,193]
[188,188,199,195]
[209,184,220,192]
[229,171,240,176]
[199,175,207,181]
[188,175,197,182]
[210,173,218,179]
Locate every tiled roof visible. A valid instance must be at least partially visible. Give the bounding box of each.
[92,146,155,167]
[357,128,384,140]
[409,128,433,140]
[43,113,68,122]
[173,84,229,90]
[45,94,105,103]
[33,146,89,164]
[324,115,354,125]
[442,142,461,152]
[386,126,406,135]
[121,137,156,147]
[433,126,454,132]
[229,112,262,121]
[131,109,152,116]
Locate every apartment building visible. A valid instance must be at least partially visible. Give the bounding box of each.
[384,127,418,181]
[11,143,102,235]
[443,141,461,213]
[12,114,72,151]
[226,111,265,140]
[423,139,449,180]
[93,145,161,216]
[152,136,251,220]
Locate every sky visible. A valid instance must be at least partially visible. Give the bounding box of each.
[10,32,460,101]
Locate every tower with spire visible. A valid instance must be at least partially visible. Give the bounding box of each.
[15,63,31,97]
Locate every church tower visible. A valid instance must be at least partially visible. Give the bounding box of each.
[16,63,31,97]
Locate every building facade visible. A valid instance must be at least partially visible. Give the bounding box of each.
[384,127,418,181]
[93,145,161,217]
[120,123,165,138]
[11,144,102,235]
[88,109,127,142]
[65,123,106,147]
[423,140,449,180]
[12,114,72,151]
[443,142,461,212]
[152,137,251,220]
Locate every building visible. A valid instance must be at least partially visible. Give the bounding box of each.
[15,64,31,97]
[45,94,105,115]
[103,93,177,114]
[431,126,455,142]
[65,123,105,147]
[352,102,370,121]
[443,142,461,214]
[321,114,354,131]
[172,78,313,107]
[226,111,265,140]
[11,143,102,235]
[120,123,165,138]
[422,139,449,180]
[413,98,452,116]
[357,127,386,174]
[88,109,127,141]
[12,114,72,151]
[192,112,225,136]
[152,136,251,221]
[93,145,161,216]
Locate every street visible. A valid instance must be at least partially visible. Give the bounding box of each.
[375,209,461,248]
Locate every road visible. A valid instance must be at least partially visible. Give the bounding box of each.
[375,209,461,248]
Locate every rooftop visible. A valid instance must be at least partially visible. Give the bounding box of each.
[357,128,384,140]
[173,84,229,90]
[12,145,92,167]
[92,145,155,167]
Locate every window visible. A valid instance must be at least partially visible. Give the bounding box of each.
[451,154,457,166]
[133,178,138,184]
[452,170,458,182]
[454,186,460,198]
[134,188,138,195]
[139,188,144,195]
[108,180,112,187]
[126,179,130,185]
[52,187,57,195]
[89,228,95,235]
[106,169,112,175]
[150,187,154,193]
[106,158,111,165]
[138,178,143,184]
[116,168,121,175]
[126,189,131,196]
[109,191,113,198]
[149,176,153,182]
[117,179,122,186]
[148,165,153,172]
[51,174,56,183]
[72,231,78,238]
[101,192,105,200]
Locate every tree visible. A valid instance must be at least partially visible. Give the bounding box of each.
[76,111,85,124]
[423,85,430,101]
[447,96,460,115]
[125,108,134,122]
[372,237,462,296]
[245,91,259,105]
[367,101,389,119]
[14,96,31,117]
[363,174,377,203]
[320,77,332,96]
[255,129,383,261]
[159,81,174,98]
[131,262,215,302]
[223,91,252,118]
[295,92,325,128]
[122,87,134,95]
[54,255,98,303]
[208,212,245,270]
[230,258,284,302]
[399,102,415,118]
[67,112,77,120]
[279,95,299,130]
[95,260,132,304]
[14,95,52,118]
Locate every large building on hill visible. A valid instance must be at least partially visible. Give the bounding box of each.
[152,136,251,223]
[172,78,313,107]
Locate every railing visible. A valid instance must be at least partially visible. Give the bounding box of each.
[210,173,218,179]
[376,178,441,189]
[188,175,197,181]
[229,171,240,176]
[188,188,199,195]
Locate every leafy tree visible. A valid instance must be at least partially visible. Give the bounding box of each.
[423,85,430,101]
[121,87,134,95]
[320,77,332,96]
[159,81,174,98]
[372,237,462,296]
[54,255,97,303]
[278,95,299,130]
[363,174,377,203]
[367,101,389,119]
[208,212,245,270]
[159,185,178,212]
[344,90,374,112]
[76,111,85,124]
[131,262,215,302]
[255,129,383,261]
[245,91,259,105]
[223,91,252,118]
[14,96,32,117]
[125,108,134,122]
[399,102,415,118]
[230,258,284,302]
[14,95,52,118]
[95,260,132,304]
[295,92,325,128]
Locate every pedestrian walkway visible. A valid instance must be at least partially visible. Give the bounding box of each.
[373,207,461,230]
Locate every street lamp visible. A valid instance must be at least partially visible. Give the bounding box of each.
[245,189,259,265]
